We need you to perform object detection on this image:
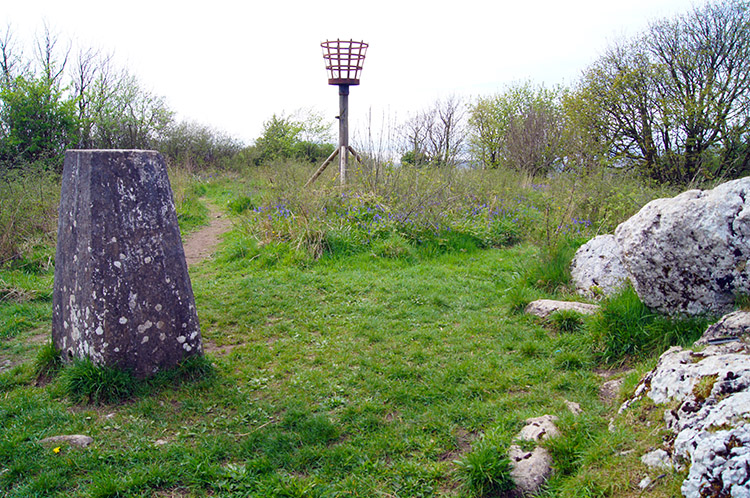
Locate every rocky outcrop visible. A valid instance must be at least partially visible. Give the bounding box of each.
[614,178,750,316]
[570,234,628,299]
[39,434,94,447]
[619,324,750,498]
[694,310,750,347]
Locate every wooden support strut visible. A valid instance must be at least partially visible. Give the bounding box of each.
[304,146,364,188]
[304,147,339,188]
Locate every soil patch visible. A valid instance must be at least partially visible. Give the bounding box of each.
[182,203,232,268]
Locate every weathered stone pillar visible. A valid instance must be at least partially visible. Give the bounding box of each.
[52,150,202,378]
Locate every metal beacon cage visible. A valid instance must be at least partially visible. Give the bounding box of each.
[306,40,368,187]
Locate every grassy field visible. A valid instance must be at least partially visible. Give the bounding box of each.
[0,165,713,497]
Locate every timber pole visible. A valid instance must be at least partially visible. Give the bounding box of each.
[339,84,350,186]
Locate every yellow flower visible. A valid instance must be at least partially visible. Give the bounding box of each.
[53,446,61,454]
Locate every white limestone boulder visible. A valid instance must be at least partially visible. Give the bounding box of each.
[524,299,600,319]
[570,234,628,299]
[614,178,750,316]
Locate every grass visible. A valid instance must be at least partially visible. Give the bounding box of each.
[588,285,711,365]
[0,163,716,497]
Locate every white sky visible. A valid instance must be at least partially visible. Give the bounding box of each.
[6,0,697,145]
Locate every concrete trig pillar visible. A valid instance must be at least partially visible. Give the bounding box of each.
[52,150,203,378]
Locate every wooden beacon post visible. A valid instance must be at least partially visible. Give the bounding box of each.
[306,39,368,188]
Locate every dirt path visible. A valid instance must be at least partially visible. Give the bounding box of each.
[182,203,232,268]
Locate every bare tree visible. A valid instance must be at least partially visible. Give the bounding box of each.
[71,47,114,148]
[505,104,563,176]
[34,23,71,86]
[400,96,466,167]
[580,0,750,183]
[399,109,430,166]
[0,25,25,86]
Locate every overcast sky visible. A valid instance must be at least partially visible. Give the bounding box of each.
[6,0,697,145]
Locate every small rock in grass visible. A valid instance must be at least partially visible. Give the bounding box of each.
[508,415,560,496]
[39,434,93,447]
[518,415,560,441]
[524,299,600,319]
[565,400,582,415]
[641,449,672,470]
[639,476,653,490]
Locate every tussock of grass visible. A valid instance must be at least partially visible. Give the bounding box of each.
[61,358,139,404]
[454,442,514,497]
[588,286,711,365]
[58,354,215,404]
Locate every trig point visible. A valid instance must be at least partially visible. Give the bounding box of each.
[52,150,202,378]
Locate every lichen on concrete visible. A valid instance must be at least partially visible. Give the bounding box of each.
[52,150,202,378]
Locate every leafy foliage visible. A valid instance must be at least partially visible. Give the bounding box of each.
[251,111,335,165]
[468,82,564,175]
[578,0,750,183]
[0,76,78,170]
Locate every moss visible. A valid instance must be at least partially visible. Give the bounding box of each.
[692,374,718,403]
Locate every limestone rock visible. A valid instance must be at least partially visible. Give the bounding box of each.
[52,150,202,378]
[681,424,750,498]
[517,415,560,441]
[619,334,750,498]
[641,449,672,470]
[524,299,600,319]
[694,310,750,347]
[564,400,582,415]
[599,378,624,405]
[570,234,628,299]
[614,178,750,316]
[39,434,94,447]
[508,415,559,496]
[509,445,553,496]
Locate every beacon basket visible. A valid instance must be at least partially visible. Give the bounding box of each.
[321,39,368,86]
